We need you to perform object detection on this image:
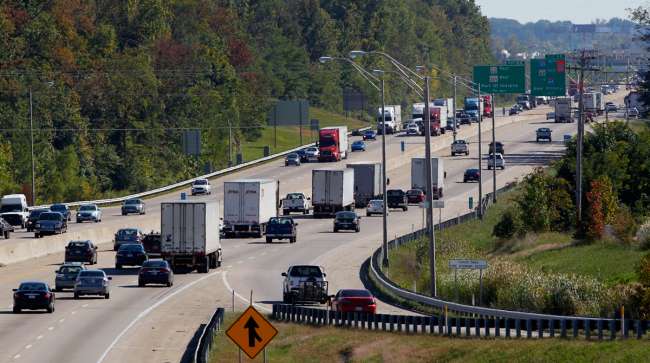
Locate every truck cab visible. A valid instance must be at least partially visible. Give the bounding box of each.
[386,189,408,211]
[0,194,29,228]
[265,217,297,243]
[282,265,328,304]
[318,127,348,162]
[281,193,310,215]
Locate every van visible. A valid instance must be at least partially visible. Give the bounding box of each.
[0,194,29,227]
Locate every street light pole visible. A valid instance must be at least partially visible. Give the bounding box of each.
[423,76,436,297]
[491,93,496,203]
[29,88,35,206]
[380,78,389,268]
[477,84,483,218]
[452,76,457,142]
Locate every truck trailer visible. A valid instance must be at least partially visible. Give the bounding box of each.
[554,97,573,123]
[411,158,445,199]
[223,179,278,238]
[160,201,222,273]
[376,105,402,134]
[346,162,382,206]
[312,168,355,217]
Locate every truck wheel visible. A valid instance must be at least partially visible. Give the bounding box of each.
[266,237,272,243]
[303,209,309,215]
[4,231,9,239]
[283,209,288,215]
[198,257,209,273]
[333,228,338,233]
[290,237,296,243]
[403,206,408,211]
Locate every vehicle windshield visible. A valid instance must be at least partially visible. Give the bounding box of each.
[79,271,104,278]
[407,190,421,195]
[0,204,22,213]
[289,266,323,278]
[364,130,375,135]
[143,260,167,268]
[466,169,479,173]
[193,179,208,185]
[117,229,139,239]
[39,213,62,221]
[319,138,336,148]
[369,200,383,207]
[59,266,82,274]
[30,209,49,218]
[336,212,356,220]
[386,190,403,196]
[125,199,141,205]
[286,193,303,200]
[306,147,317,153]
[69,241,90,249]
[118,244,143,252]
[287,154,298,159]
[18,282,47,291]
[79,205,96,211]
[50,204,66,212]
[339,289,372,298]
[269,217,292,225]
[353,141,364,145]
[453,140,466,144]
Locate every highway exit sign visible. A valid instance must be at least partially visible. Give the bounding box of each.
[473,65,525,94]
[531,54,566,96]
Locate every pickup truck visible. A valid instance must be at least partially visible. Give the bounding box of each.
[282,265,328,304]
[281,193,310,215]
[536,128,552,142]
[386,189,408,211]
[451,139,469,156]
[265,217,297,243]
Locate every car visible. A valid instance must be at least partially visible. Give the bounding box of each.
[285,153,301,166]
[265,217,298,243]
[281,192,310,215]
[487,153,505,170]
[282,265,328,304]
[386,189,408,211]
[351,140,366,152]
[333,211,361,233]
[121,198,145,215]
[329,289,376,314]
[536,127,552,142]
[605,102,617,112]
[65,240,98,264]
[191,178,211,195]
[509,106,519,116]
[457,112,471,125]
[34,212,68,238]
[139,259,174,287]
[142,231,162,257]
[76,204,102,223]
[563,134,572,144]
[546,112,555,120]
[406,189,425,204]
[366,199,384,216]
[74,269,111,299]
[26,208,49,232]
[304,147,319,162]
[49,204,71,221]
[296,148,309,162]
[488,141,504,155]
[463,168,480,183]
[406,124,419,136]
[13,281,55,313]
[0,217,14,239]
[362,129,377,141]
[114,228,144,251]
[627,107,639,118]
[115,243,148,269]
[54,262,86,291]
[451,139,469,156]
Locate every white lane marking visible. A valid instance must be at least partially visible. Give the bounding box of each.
[247,256,255,260]
[58,318,65,323]
[221,271,271,313]
[24,345,32,350]
[96,270,222,363]
[36,335,43,340]
[261,252,267,256]
[82,304,89,308]
[226,265,233,269]
[13,354,20,360]
[47,327,54,331]
[236,260,243,264]
[71,311,76,315]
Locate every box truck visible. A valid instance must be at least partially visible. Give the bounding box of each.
[0,194,29,227]
[411,158,445,199]
[434,98,455,120]
[161,201,222,273]
[554,97,573,123]
[346,162,382,207]
[223,179,278,238]
[376,105,402,134]
[318,126,349,162]
[312,168,355,217]
[582,92,603,115]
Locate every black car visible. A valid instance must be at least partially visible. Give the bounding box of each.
[0,217,13,239]
[50,204,71,221]
[296,148,309,162]
[457,112,471,125]
[65,240,98,264]
[489,142,504,155]
[142,232,161,257]
[34,212,68,238]
[333,211,361,233]
[463,168,481,183]
[26,208,49,232]
[265,217,297,243]
[13,281,55,313]
[138,259,174,287]
[115,243,148,269]
[386,189,408,211]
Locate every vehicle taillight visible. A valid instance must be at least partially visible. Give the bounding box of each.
[44,293,51,299]
[159,268,169,273]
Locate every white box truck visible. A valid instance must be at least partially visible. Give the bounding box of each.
[160,201,222,273]
[223,179,278,238]
[312,168,355,217]
[434,98,455,120]
[0,194,29,227]
[376,105,402,134]
[411,158,445,199]
[346,162,382,206]
[583,92,603,115]
[554,97,573,123]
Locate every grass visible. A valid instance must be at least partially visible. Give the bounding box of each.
[210,314,650,363]
[627,119,649,134]
[240,107,369,161]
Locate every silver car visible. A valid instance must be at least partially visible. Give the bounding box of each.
[121,198,145,215]
[74,270,111,299]
[76,204,102,223]
[304,147,319,162]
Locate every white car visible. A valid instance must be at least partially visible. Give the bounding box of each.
[304,147,319,162]
[487,153,505,170]
[366,199,385,216]
[76,204,102,223]
[191,179,211,195]
[281,265,328,304]
[406,124,419,136]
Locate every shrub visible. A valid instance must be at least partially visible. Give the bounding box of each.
[547,179,575,232]
[612,205,638,245]
[637,219,650,250]
[637,252,650,287]
[516,168,551,232]
[493,210,523,239]
[585,179,606,241]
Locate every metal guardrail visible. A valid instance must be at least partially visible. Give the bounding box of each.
[366,183,632,325]
[33,127,370,209]
[193,307,225,363]
[271,304,648,340]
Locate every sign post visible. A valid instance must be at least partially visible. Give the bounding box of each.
[448,259,488,305]
[226,306,278,360]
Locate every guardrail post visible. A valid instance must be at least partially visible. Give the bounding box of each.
[623,319,629,339]
[537,319,543,339]
[585,320,591,340]
[560,319,567,338]
[397,315,403,333]
[405,316,413,333]
[526,319,532,339]
[549,319,555,338]
[335,310,341,326]
[609,320,616,340]
[465,318,471,337]
[475,318,481,337]
[484,318,490,337]
[446,317,452,336]
[381,314,387,331]
[389,314,395,332]
[439,315,445,335]
[635,320,642,339]
[374,313,379,330]
[515,319,521,338]
[495,317,500,337]
[505,318,511,338]
[353,312,359,329]
[597,320,604,340]
[456,317,461,336]
[573,320,579,338]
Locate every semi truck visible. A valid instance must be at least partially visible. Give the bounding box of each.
[433,98,455,120]
[411,102,434,121]
[222,179,278,238]
[482,95,493,117]
[427,107,446,136]
[582,92,603,116]
[376,105,402,134]
[554,97,573,123]
[411,158,445,199]
[464,97,484,122]
[346,162,382,206]
[312,168,355,217]
[160,201,222,273]
[318,126,349,162]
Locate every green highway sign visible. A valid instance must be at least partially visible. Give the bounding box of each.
[473,65,525,94]
[505,60,525,66]
[531,54,566,96]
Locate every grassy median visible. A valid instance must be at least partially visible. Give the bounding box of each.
[209,314,648,362]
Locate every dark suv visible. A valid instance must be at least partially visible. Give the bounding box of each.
[488,142,504,155]
[50,204,71,221]
[333,211,361,233]
[386,189,408,211]
[65,240,98,264]
[34,212,68,238]
[115,243,148,269]
[26,208,50,232]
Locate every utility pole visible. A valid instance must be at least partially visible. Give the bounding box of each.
[491,93,496,203]
[227,119,233,166]
[380,78,389,268]
[452,76,457,142]
[477,84,483,219]
[423,76,436,297]
[29,89,35,206]
[625,56,630,124]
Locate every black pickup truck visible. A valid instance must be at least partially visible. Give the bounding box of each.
[265,217,297,243]
[386,189,408,211]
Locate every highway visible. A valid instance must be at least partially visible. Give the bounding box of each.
[0,92,625,363]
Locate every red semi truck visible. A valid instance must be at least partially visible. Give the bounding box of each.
[428,107,444,136]
[318,126,349,162]
[482,95,493,117]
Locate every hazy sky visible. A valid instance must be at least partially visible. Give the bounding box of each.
[475,0,646,23]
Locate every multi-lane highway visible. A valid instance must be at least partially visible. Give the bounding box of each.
[0,92,625,363]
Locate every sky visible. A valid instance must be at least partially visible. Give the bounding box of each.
[475,0,646,23]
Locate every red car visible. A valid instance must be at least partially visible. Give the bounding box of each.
[330,289,376,314]
[406,189,425,204]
